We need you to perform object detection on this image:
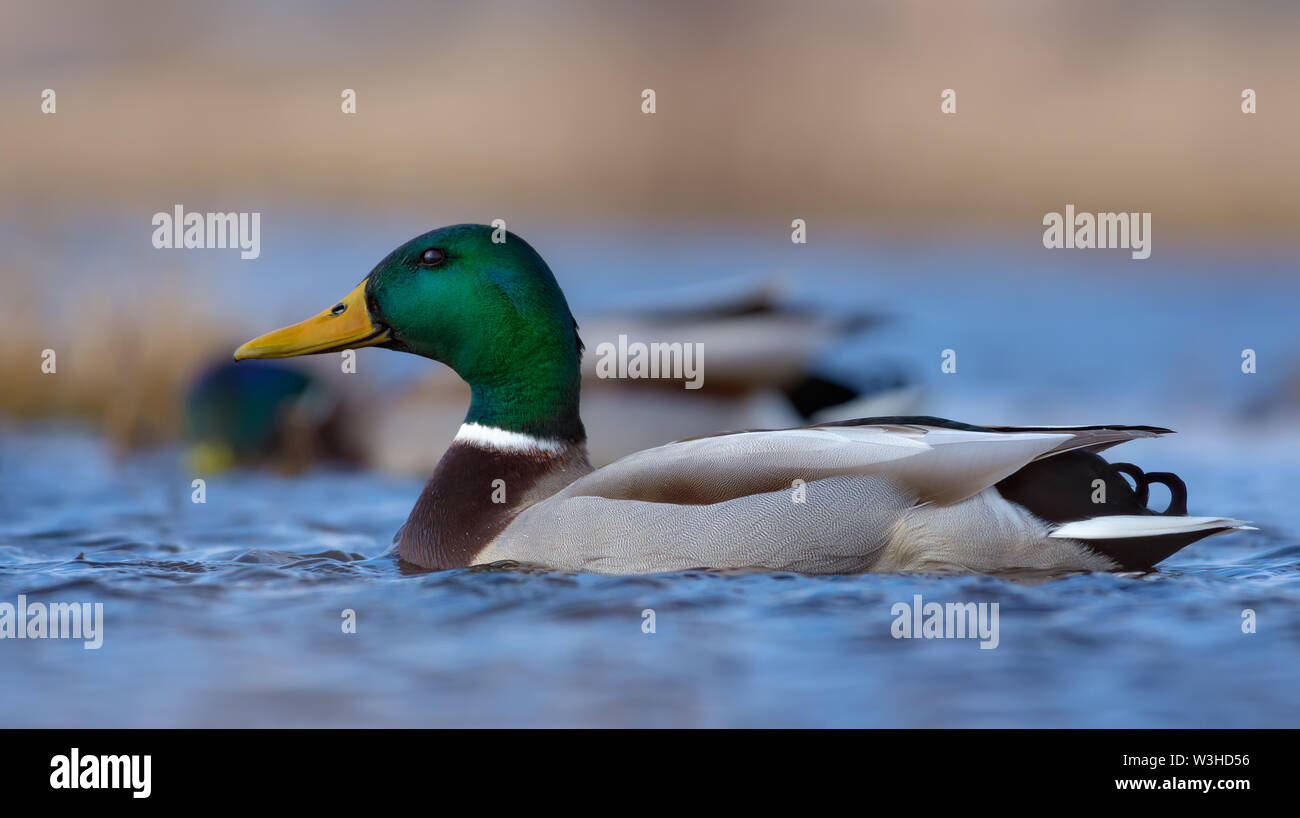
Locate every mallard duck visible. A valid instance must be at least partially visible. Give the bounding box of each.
[234,224,1250,574]
[183,358,361,474]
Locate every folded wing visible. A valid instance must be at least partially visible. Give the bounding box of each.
[556,419,1170,508]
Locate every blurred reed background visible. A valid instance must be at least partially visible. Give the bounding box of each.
[1,0,1297,447]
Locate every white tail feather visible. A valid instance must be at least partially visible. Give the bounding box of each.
[1050,515,1255,540]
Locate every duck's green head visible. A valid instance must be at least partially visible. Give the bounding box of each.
[235,224,585,441]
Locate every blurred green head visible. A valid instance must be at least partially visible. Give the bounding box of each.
[183,360,315,474]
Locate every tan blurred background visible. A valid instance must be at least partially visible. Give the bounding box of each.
[3,0,1297,235]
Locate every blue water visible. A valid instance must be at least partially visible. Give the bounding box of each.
[2,227,1298,727]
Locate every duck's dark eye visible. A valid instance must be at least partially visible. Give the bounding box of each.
[419,248,447,267]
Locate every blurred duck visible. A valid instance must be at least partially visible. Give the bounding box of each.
[182,358,360,474]
[365,276,921,472]
[233,225,1250,575]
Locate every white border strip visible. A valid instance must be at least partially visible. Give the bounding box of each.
[453,422,567,454]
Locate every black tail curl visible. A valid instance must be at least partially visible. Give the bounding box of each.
[1107,463,1187,516]
[994,450,1190,524]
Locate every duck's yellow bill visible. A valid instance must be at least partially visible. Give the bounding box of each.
[234,279,390,360]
